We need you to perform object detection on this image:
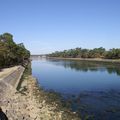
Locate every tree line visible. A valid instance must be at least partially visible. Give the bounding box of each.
[0,33,30,68]
[48,47,120,59]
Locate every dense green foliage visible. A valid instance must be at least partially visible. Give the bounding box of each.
[0,33,30,68]
[48,47,120,59]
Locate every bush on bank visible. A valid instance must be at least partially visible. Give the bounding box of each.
[0,33,30,68]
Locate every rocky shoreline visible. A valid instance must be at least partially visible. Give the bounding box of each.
[0,66,80,120]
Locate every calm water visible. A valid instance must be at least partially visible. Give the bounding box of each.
[32,58,120,120]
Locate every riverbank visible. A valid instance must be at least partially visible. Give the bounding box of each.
[48,57,120,63]
[0,66,80,120]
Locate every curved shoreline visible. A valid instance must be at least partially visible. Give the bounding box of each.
[0,65,81,120]
[47,57,120,63]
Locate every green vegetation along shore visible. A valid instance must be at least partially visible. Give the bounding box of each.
[0,33,30,68]
[48,47,120,59]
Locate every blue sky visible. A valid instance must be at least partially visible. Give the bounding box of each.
[0,0,120,54]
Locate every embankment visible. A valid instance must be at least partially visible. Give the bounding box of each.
[0,66,24,97]
[1,66,24,89]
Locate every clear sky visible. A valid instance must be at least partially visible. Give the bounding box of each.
[0,0,120,54]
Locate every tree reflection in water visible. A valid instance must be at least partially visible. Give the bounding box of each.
[47,59,120,76]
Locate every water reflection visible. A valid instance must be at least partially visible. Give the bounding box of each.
[32,58,120,120]
[46,59,120,76]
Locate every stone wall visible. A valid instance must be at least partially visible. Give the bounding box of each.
[0,66,25,92]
